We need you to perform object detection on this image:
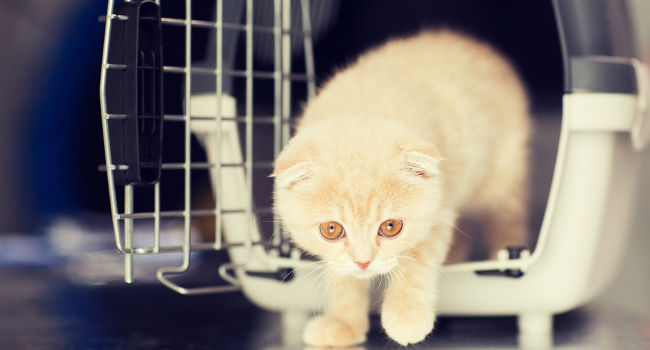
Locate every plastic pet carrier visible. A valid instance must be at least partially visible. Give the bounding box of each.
[98,0,650,347]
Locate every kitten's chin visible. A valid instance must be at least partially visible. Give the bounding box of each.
[353,269,384,279]
[330,268,383,279]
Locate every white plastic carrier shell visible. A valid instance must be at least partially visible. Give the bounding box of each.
[191,92,644,348]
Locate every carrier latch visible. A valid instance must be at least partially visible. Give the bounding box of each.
[475,246,531,278]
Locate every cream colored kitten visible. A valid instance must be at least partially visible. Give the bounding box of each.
[272,30,529,347]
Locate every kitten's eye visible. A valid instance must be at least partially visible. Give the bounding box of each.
[319,221,345,240]
[379,219,403,237]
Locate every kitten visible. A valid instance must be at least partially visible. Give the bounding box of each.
[271,29,530,347]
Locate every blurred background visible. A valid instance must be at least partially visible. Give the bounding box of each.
[0,0,649,348]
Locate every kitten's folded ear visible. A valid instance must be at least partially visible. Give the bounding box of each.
[270,141,314,189]
[400,141,443,178]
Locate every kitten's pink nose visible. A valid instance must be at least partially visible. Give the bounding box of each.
[355,261,371,270]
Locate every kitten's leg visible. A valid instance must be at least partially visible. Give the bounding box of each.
[303,275,370,347]
[445,217,473,264]
[482,163,529,258]
[381,210,455,346]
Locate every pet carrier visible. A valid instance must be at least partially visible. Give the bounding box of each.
[99,0,649,347]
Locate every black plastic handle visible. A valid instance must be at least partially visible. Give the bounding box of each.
[106,0,164,186]
[246,268,296,282]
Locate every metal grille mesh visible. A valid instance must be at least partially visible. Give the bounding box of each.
[99,0,317,294]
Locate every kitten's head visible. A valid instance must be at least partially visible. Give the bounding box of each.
[272,117,443,278]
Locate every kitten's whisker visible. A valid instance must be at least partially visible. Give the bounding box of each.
[270,252,322,318]
[395,255,430,270]
[437,267,453,285]
[313,270,328,314]
[396,255,426,264]
[396,265,419,285]
[304,270,325,316]
[297,265,327,315]
[393,266,416,307]
[315,269,334,315]
[373,276,383,308]
[285,263,326,315]
[307,268,328,316]
[374,272,390,307]
[322,273,342,314]
[264,226,281,252]
[453,224,471,239]
[279,268,296,284]
[398,266,416,291]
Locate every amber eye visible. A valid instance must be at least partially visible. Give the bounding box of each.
[319,221,345,240]
[379,219,403,237]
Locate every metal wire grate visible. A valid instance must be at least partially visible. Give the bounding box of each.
[99,0,317,294]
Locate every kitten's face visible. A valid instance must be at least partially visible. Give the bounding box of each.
[273,119,442,278]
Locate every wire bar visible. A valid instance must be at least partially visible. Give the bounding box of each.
[272,0,283,253]
[215,0,224,250]
[98,164,129,171]
[158,161,273,169]
[163,114,282,123]
[108,14,129,21]
[124,185,134,283]
[153,182,160,253]
[300,0,317,99]
[245,0,255,262]
[278,0,294,257]
[161,17,276,33]
[100,161,274,172]
[100,0,127,256]
[129,241,263,255]
[117,207,267,220]
[104,113,127,120]
[159,16,313,35]
[182,0,193,274]
[105,63,127,70]
[281,0,292,147]
[155,0,194,293]
[162,65,310,80]
[149,0,161,263]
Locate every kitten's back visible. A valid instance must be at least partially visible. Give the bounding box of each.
[299,30,530,211]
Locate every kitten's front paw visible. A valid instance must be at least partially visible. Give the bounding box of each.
[303,315,367,347]
[381,300,435,346]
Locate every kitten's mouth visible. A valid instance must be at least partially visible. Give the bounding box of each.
[353,264,397,278]
[354,269,378,279]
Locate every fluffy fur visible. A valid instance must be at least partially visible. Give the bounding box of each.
[272,30,530,347]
